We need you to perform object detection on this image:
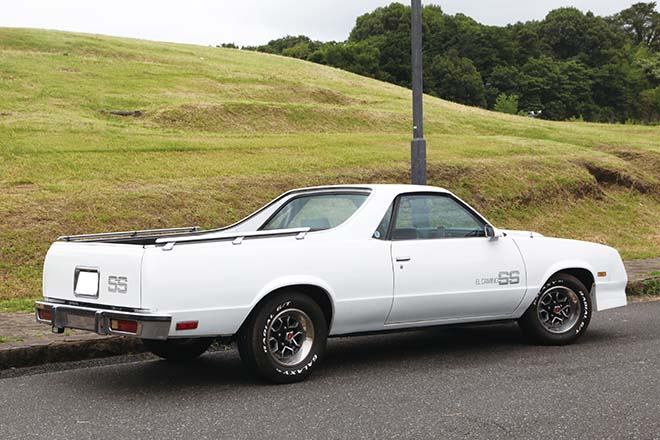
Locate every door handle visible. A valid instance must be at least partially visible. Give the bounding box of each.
[395,256,411,262]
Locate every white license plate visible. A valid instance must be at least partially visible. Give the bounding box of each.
[75,269,99,297]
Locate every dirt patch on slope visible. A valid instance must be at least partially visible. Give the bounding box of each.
[584,163,659,195]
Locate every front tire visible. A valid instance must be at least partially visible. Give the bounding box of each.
[237,291,328,383]
[142,337,214,362]
[518,273,592,345]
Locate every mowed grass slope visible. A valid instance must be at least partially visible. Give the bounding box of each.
[1,28,659,309]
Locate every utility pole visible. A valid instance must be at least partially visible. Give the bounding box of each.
[410,0,427,185]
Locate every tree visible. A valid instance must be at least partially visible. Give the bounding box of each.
[349,3,412,85]
[485,65,522,107]
[539,8,627,66]
[427,51,486,107]
[493,94,519,114]
[511,21,547,64]
[637,86,660,122]
[246,35,321,56]
[282,42,313,60]
[349,3,411,42]
[311,42,381,78]
[242,1,660,123]
[634,46,660,83]
[518,56,594,120]
[613,2,660,50]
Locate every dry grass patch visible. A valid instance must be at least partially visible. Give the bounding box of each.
[152,102,403,133]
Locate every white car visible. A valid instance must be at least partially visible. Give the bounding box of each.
[36,184,627,382]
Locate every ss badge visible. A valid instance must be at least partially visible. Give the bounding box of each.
[497,271,520,285]
[108,276,128,293]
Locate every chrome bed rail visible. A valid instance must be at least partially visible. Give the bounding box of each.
[157,227,311,249]
[58,226,200,242]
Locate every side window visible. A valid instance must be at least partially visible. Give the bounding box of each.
[261,193,368,231]
[392,194,485,240]
[373,203,394,240]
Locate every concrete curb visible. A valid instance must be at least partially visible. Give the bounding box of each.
[0,336,145,370]
[1,277,658,371]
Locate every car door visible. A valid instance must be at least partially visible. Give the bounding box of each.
[386,193,526,324]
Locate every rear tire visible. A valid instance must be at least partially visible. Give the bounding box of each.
[237,291,328,384]
[142,337,214,362]
[518,273,592,345]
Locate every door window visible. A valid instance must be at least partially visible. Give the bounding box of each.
[392,194,485,240]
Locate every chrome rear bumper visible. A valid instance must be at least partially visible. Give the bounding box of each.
[35,301,171,340]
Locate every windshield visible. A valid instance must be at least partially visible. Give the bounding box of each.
[261,192,369,231]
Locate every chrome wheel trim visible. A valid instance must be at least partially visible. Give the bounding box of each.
[266,308,315,367]
[536,286,581,334]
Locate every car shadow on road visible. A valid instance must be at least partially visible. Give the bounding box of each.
[76,321,620,392]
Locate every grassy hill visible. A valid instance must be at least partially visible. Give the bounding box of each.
[1,28,659,310]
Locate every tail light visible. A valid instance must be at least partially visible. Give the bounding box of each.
[110,319,139,333]
[37,308,53,322]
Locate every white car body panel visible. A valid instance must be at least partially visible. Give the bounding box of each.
[40,184,628,339]
[510,236,628,314]
[43,242,145,309]
[388,236,526,323]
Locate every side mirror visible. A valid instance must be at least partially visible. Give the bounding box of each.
[485,225,504,239]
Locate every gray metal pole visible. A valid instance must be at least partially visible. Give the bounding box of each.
[410,0,427,185]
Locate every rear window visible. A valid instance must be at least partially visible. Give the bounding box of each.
[261,193,369,231]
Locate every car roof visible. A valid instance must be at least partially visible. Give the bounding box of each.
[290,184,450,196]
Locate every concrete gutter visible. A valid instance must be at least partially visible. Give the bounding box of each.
[0,336,144,370]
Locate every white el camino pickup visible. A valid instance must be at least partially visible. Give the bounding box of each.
[36,184,627,382]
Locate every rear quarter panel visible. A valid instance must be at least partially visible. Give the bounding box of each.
[141,233,394,336]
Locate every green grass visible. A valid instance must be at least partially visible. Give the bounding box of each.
[0,336,24,344]
[1,28,660,303]
[628,279,660,296]
[0,298,37,313]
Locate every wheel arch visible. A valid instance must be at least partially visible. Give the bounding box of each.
[240,280,336,334]
[538,260,597,294]
[551,267,595,292]
[515,263,597,317]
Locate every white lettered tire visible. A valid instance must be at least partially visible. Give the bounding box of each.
[518,273,592,345]
[237,291,328,383]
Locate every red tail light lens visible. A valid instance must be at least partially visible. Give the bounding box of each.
[38,308,53,322]
[176,321,198,331]
[110,319,138,333]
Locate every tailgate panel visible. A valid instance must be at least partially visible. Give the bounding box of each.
[43,242,144,309]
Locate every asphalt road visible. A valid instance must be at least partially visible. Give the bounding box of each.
[1,301,659,440]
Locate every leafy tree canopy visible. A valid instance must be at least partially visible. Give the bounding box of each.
[238,2,660,123]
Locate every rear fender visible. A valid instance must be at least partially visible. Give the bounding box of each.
[254,276,336,310]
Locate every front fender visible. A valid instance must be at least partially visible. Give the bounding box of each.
[512,237,627,316]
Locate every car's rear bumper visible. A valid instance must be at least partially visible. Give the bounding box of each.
[35,301,171,340]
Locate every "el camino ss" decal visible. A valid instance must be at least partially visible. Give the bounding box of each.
[476,270,520,286]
